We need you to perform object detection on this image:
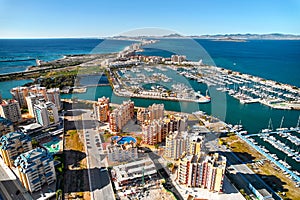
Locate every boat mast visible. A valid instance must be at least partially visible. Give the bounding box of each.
[268,118,273,131]
[297,115,300,128]
[280,116,285,129]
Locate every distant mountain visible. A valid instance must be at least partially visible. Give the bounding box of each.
[190,33,300,40]
[162,33,183,38]
[110,33,300,40]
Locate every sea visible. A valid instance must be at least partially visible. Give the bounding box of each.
[0,38,299,131]
[1,38,300,171]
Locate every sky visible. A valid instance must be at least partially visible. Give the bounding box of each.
[0,0,299,38]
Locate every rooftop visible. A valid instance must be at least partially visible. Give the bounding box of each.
[0,132,31,150]
[0,117,13,126]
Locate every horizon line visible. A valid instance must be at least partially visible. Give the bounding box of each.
[0,32,300,39]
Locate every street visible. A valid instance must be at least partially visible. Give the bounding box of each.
[204,131,278,199]
[80,109,115,200]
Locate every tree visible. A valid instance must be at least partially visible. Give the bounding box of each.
[167,162,174,168]
[154,144,159,149]
[32,138,39,148]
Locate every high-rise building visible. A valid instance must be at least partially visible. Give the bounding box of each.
[11,85,62,111]
[10,87,29,108]
[94,97,110,122]
[34,101,59,128]
[149,103,164,121]
[137,103,164,124]
[178,153,226,192]
[0,99,22,123]
[0,131,32,167]
[0,117,14,137]
[142,114,188,145]
[165,131,190,160]
[28,85,47,97]
[25,93,45,118]
[189,136,204,155]
[137,108,150,124]
[14,147,56,193]
[142,119,163,145]
[109,100,134,132]
[46,88,62,110]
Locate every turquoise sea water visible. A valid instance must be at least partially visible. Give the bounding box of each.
[0,39,134,74]
[1,38,299,171]
[1,39,299,134]
[140,39,300,87]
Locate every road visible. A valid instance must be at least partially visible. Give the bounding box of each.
[0,158,33,200]
[81,109,115,200]
[204,132,279,200]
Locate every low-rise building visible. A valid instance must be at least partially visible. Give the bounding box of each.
[14,147,56,193]
[171,55,186,63]
[0,131,32,167]
[107,144,138,162]
[111,156,157,187]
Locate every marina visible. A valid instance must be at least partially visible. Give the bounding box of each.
[239,116,300,187]
[111,65,211,103]
[179,65,300,110]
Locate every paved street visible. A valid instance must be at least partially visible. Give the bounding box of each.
[80,109,115,200]
[204,132,278,199]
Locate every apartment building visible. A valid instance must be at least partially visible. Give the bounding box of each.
[0,131,32,167]
[0,99,22,123]
[109,100,134,132]
[0,117,14,136]
[178,153,226,192]
[34,101,59,128]
[94,97,110,122]
[14,147,56,193]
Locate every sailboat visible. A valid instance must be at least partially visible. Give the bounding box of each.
[290,115,300,133]
[276,116,289,132]
[261,118,273,133]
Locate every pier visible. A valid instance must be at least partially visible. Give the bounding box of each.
[237,132,300,184]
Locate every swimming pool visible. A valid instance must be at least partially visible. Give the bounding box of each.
[111,136,137,145]
[42,138,61,154]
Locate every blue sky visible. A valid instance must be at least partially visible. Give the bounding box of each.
[0,0,299,38]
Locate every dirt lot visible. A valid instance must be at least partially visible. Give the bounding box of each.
[63,110,91,200]
[223,134,300,200]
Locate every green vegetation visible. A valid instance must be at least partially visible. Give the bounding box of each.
[24,74,76,89]
[239,189,251,200]
[77,66,106,75]
[167,162,174,168]
[31,138,39,148]
[54,154,65,200]
[21,108,29,114]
